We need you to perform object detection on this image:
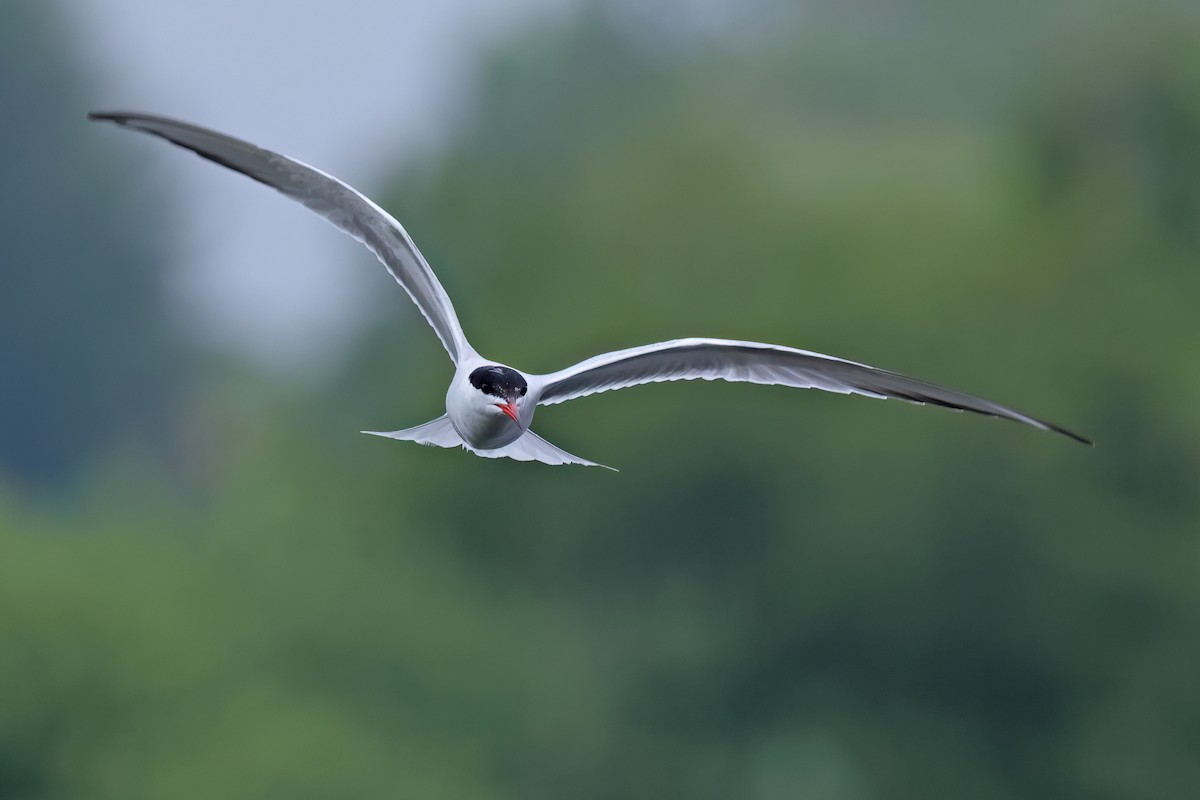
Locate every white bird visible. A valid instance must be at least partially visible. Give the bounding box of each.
[89,112,1090,470]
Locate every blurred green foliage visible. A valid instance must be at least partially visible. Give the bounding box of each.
[2,1,1199,798]
[0,2,186,487]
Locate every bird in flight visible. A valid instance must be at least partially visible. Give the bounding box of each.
[90,112,1089,470]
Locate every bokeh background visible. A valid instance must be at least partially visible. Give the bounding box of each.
[2,1,1198,798]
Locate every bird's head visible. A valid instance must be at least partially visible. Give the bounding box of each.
[468,365,528,425]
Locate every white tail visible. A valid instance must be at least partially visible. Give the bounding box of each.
[479,430,617,471]
[364,417,616,470]
[361,414,464,448]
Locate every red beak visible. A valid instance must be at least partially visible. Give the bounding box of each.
[497,402,520,424]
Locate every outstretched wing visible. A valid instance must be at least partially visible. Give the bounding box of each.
[89,111,472,364]
[532,337,1089,444]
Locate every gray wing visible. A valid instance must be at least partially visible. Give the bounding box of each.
[532,337,1090,444]
[89,111,472,364]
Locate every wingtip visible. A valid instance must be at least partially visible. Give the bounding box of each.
[88,111,138,128]
[1050,424,1093,447]
[88,111,152,127]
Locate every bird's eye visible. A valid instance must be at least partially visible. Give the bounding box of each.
[520,386,527,396]
[481,383,492,393]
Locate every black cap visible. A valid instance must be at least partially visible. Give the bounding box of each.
[469,365,528,400]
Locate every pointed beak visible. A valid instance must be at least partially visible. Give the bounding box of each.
[497,401,520,424]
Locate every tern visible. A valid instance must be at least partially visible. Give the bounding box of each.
[89,111,1089,470]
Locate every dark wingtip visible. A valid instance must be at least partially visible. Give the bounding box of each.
[1038,417,1092,446]
[88,111,145,126]
[1057,426,1094,447]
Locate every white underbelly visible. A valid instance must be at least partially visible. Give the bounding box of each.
[451,411,523,450]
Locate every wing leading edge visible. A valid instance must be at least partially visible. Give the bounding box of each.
[534,337,1090,444]
[89,111,472,364]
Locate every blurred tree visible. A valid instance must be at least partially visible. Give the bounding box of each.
[349,1,1200,797]
[1,1,1198,799]
[0,1,184,487]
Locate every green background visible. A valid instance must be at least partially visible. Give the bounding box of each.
[2,1,1198,797]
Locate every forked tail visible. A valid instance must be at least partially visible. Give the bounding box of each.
[363,416,616,471]
[475,429,616,470]
[362,414,464,448]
